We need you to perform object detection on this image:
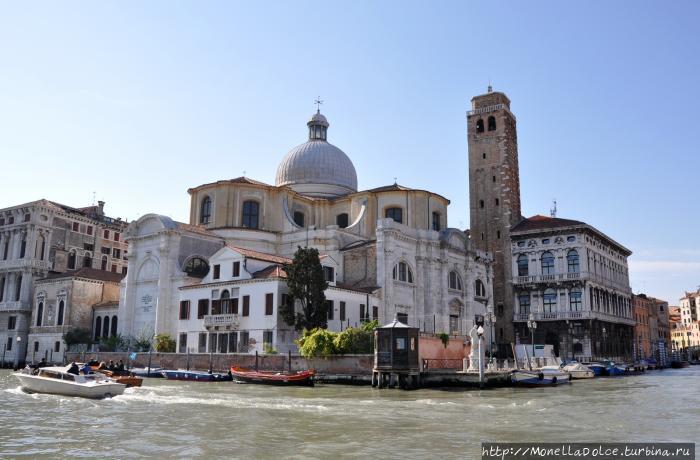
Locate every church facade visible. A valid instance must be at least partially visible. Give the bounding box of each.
[118,109,493,353]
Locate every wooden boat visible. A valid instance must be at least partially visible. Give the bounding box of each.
[670,360,690,369]
[160,369,233,382]
[130,367,164,378]
[14,366,125,399]
[230,367,315,386]
[91,367,143,387]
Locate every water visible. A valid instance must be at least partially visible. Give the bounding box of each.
[1,368,698,459]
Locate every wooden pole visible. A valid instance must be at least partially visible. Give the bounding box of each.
[255,350,259,371]
[288,349,292,373]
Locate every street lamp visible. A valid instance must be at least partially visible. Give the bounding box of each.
[477,325,485,387]
[602,326,607,359]
[484,312,496,360]
[527,313,537,359]
[13,336,22,370]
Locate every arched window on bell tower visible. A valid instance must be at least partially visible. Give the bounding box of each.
[488,116,496,131]
[476,119,484,133]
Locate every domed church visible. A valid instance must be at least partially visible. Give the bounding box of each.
[118,108,493,355]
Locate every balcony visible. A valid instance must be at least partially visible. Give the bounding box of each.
[204,314,240,329]
[514,310,635,326]
[0,259,52,271]
[0,301,32,313]
[513,270,631,293]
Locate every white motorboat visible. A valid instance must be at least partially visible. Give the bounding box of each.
[14,366,126,399]
[539,365,572,384]
[562,362,595,379]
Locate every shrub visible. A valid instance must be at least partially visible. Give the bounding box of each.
[154,334,176,353]
[263,344,278,354]
[334,326,373,354]
[437,332,450,348]
[297,328,338,358]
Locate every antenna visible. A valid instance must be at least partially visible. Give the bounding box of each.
[550,199,557,218]
[92,191,96,206]
[487,78,493,93]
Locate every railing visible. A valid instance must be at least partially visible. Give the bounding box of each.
[203,314,239,328]
[512,271,630,293]
[467,103,504,116]
[0,259,52,271]
[0,301,31,312]
[422,358,464,371]
[513,310,635,325]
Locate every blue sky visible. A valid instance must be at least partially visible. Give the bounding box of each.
[1,2,698,303]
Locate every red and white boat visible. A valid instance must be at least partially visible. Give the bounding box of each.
[230,367,315,387]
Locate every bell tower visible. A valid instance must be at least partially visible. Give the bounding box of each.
[467,87,522,355]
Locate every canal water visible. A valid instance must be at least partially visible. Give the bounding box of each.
[0,367,698,459]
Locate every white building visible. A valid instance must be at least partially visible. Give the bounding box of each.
[118,109,493,352]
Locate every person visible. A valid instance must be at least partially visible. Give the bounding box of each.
[88,357,99,366]
[107,360,115,371]
[80,363,92,374]
[116,360,125,371]
[38,357,48,368]
[67,362,80,375]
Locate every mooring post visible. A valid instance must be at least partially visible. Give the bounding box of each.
[288,350,292,373]
[255,350,259,371]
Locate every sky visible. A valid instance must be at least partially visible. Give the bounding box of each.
[0,1,698,303]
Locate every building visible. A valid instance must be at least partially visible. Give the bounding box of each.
[675,289,700,349]
[27,268,123,363]
[0,200,128,366]
[632,294,653,359]
[467,87,522,356]
[118,109,493,354]
[510,215,634,361]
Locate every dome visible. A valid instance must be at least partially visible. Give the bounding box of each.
[275,111,358,198]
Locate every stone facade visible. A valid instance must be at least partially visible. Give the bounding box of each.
[675,289,700,349]
[467,89,522,355]
[0,200,127,366]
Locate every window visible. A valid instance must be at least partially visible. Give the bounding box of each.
[492,175,496,183]
[397,312,408,324]
[218,333,229,354]
[263,330,273,348]
[36,302,43,326]
[72,222,79,232]
[567,236,575,242]
[324,266,335,283]
[87,225,93,236]
[474,279,486,298]
[482,152,486,159]
[542,238,550,244]
[200,196,212,224]
[198,333,207,353]
[111,264,117,273]
[101,247,111,255]
[208,333,217,353]
[543,289,557,313]
[34,341,39,352]
[242,295,250,316]
[392,261,413,283]
[242,201,259,229]
[6,337,12,351]
[0,277,3,302]
[239,331,249,352]
[57,300,65,326]
[8,316,16,330]
[570,288,582,311]
[479,200,484,209]
[111,316,117,336]
[101,256,108,271]
[432,212,440,231]
[567,249,580,273]
[112,248,121,259]
[83,253,92,268]
[53,341,59,352]
[265,293,274,315]
[487,115,496,131]
[497,230,501,239]
[184,257,209,278]
[385,207,403,224]
[213,264,220,280]
[514,254,529,277]
[103,229,109,239]
[373,306,378,320]
[495,198,500,206]
[179,300,190,320]
[229,332,238,353]
[336,213,349,228]
[198,299,209,319]
[518,294,530,315]
[360,304,367,322]
[19,238,26,258]
[293,211,305,227]
[83,243,94,252]
[15,275,22,301]
[103,316,110,338]
[326,300,335,320]
[220,290,232,314]
[178,333,187,354]
[232,261,240,277]
[94,316,102,339]
[448,271,463,291]
[114,232,120,242]
[476,119,484,133]
[541,251,555,275]
[340,301,346,322]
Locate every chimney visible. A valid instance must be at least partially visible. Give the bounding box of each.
[97,201,105,217]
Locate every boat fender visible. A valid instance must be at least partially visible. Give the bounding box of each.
[538,372,544,380]
[552,376,557,384]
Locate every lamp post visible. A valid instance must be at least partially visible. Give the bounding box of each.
[477,325,485,387]
[602,326,607,359]
[13,336,22,370]
[527,313,537,360]
[484,311,495,361]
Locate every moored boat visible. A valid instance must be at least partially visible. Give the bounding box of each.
[539,365,572,384]
[585,362,606,376]
[130,367,164,378]
[13,366,126,399]
[511,370,561,386]
[562,362,595,379]
[604,362,627,376]
[161,369,233,382]
[670,360,690,369]
[230,367,315,386]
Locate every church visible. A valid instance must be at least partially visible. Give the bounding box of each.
[118,107,493,354]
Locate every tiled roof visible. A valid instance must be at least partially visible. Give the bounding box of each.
[175,221,220,237]
[188,177,271,192]
[335,282,380,294]
[252,265,288,279]
[511,215,586,232]
[226,245,293,265]
[38,268,125,283]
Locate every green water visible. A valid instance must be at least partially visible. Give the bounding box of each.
[0,368,698,458]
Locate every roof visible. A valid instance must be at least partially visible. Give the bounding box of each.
[175,221,218,237]
[357,183,450,203]
[38,268,125,284]
[226,245,293,265]
[335,282,380,294]
[188,177,272,193]
[93,300,119,308]
[379,318,411,329]
[252,265,288,279]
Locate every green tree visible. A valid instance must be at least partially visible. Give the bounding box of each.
[62,328,93,350]
[99,334,125,352]
[154,334,176,353]
[280,246,329,331]
[297,328,338,358]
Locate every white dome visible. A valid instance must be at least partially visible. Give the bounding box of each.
[275,112,358,198]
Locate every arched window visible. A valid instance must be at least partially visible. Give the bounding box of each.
[518,293,530,314]
[220,289,232,314]
[242,200,259,229]
[448,271,463,291]
[293,211,305,227]
[94,316,102,340]
[385,207,403,224]
[392,261,413,283]
[487,116,496,131]
[567,249,580,273]
[570,288,582,311]
[83,252,92,268]
[543,288,557,313]
[336,213,349,228]
[57,300,65,326]
[36,301,43,326]
[200,196,212,224]
[183,257,209,278]
[68,250,76,270]
[101,255,108,271]
[111,316,118,336]
[541,251,555,275]
[517,254,529,276]
[432,212,441,231]
[103,316,110,338]
[479,200,484,209]
[476,119,484,133]
[474,279,486,298]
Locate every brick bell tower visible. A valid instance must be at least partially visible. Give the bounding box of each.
[467,86,522,357]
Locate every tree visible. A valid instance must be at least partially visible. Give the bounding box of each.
[99,334,125,352]
[154,334,176,353]
[281,246,329,331]
[63,328,93,351]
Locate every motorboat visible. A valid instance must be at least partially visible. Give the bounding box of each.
[230,367,315,386]
[539,365,571,384]
[602,361,627,376]
[670,360,690,369]
[130,367,164,378]
[562,362,595,379]
[511,369,562,386]
[585,362,607,377]
[13,366,126,399]
[160,369,233,382]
